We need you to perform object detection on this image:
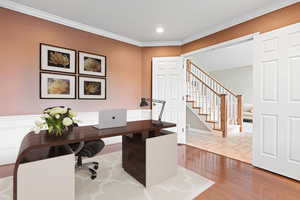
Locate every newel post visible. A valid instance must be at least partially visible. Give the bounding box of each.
[186,59,191,72]
[237,95,244,132]
[186,59,192,87]
[220,94,228,137]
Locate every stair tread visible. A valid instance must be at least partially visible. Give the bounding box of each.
[206,120,217,123]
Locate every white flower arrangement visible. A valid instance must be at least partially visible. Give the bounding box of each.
[33,107,79,136]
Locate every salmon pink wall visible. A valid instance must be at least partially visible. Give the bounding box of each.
[141,46,182,98]
[1,2,300,116]
[0,8,142,116]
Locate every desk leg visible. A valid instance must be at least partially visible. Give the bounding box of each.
[122,131,177,187]
[122,133,146,186]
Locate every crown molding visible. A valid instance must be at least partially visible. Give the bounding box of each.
[0,0,143,46]
[141,41,182,47]
[1,0,299,47]
[181,0,299,45]
[0,0,184,47]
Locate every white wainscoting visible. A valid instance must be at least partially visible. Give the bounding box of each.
[0,109,151,165]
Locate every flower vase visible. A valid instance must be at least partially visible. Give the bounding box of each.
[47,126,73,137]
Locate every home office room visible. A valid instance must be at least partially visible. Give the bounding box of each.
[1,1,300,200]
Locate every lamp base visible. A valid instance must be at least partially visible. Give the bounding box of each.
[151,120,163,126]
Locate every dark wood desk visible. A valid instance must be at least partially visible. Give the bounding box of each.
[13,120,176,200]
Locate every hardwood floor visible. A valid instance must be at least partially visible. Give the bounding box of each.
[179,145,300,200]
[1,144,299,200]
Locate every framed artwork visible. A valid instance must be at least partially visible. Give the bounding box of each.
[40,72,76,99]
[78,51,106,76]
[78,76,106,100]
[40,43,76,73]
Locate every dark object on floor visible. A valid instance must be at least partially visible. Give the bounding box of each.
[70,140,105,180]
[243,118,253,123]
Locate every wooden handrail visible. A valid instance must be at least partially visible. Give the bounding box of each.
[187,60,238,97]
[187,70,221,97]
[186,59,244,134]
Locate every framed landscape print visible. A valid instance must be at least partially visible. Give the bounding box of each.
[78,51,106,76]
[40,73,76,99]
[40,43,76,73]
[78,76,106,100]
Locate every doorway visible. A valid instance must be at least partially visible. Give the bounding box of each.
[152,23,300,181]
[183,35,255,163]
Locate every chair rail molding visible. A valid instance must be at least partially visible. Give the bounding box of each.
[0,109,151,165]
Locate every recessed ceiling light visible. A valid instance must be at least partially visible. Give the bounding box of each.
[156,27,164,34]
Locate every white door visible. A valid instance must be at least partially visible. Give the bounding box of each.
[152,57,186,144]
[253,22,300,180]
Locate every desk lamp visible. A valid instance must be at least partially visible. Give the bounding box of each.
[140,97,166,125]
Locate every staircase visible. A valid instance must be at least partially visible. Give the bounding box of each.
[186,60,243,137]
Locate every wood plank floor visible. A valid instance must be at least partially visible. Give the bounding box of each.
[1,144,299,200]
[179,145,300,200]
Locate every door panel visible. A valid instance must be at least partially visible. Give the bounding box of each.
[289,57,300,101]
[253,22,300,180]
[288,117,300,164]
[152,57,186,144]
[261,114,278,158]
[262,60,278,101]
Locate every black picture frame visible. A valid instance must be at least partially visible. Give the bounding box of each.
[40,72,77,99]
[78,76,107,100]
[78,51,106,77]
[40,43,77,74]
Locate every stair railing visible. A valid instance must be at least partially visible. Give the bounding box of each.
[186,60,243,136]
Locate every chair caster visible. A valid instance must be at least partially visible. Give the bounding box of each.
[89,168,96,175]
[91,175,97,180]
[93,164,99,170]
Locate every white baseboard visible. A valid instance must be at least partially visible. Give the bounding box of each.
[0,109,151,165]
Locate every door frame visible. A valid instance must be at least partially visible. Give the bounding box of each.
[181,33,259,58]
[181,33,258,164]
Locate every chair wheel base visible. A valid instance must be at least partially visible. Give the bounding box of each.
[91,175,97,180]
[89,168,96,175]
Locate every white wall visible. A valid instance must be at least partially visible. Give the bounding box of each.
[0,109,151,165]
[189,40,253,72]
[210,66,253,104]
[186,108,209,131]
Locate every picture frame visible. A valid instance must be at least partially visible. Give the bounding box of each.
[78,76,106,100]
[78,51,106,76]
[40,43,76,74]
[40,72,76,99]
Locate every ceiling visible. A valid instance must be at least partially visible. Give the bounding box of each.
[1,0,298,46]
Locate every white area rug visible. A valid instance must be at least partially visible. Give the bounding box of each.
[0,151,213,200]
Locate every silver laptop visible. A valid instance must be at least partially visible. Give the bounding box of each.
[94,109,127,129]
